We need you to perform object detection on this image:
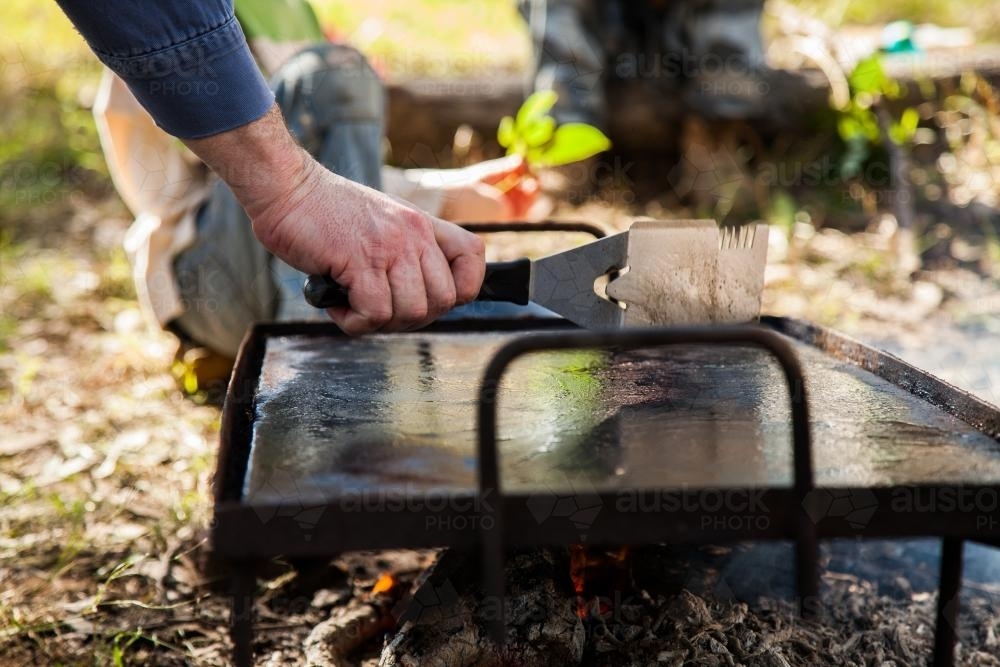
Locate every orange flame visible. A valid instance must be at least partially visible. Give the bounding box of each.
[371,572,397,595]
[569,545,589,618]
[569,545,632,619]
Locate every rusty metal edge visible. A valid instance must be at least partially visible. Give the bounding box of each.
[214,327,264,506]
[762,316,1000,441]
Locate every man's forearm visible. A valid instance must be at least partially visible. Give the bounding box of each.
[57,0,485,335]
[184,104,312,227]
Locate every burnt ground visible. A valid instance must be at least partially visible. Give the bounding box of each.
[334,543,1000,667]
[4,101,1000,664]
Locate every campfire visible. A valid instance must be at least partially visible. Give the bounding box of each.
[569,545,634,620]
[289,541,1000,667]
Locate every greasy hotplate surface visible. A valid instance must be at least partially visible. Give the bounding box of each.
[244,330,1000,503]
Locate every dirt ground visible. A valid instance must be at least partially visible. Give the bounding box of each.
[4,57,1000,662]
[2,174,1000,664]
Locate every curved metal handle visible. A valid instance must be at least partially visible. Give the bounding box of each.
[474,326,816,643]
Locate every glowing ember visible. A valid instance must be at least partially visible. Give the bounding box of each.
[371,572,397,595]
[569,545,589,619]
[569,545,632,619]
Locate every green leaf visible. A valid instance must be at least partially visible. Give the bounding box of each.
[515,90,558,132]
[532,123,611,167]
[497,116,515,149]
[886,107,919,144]
[898,107,919,139]
[849,55,889,96]
[839,106,880,142]
[525,145,546,165]
[522,116,556,148]
[236,0,324,42]
[837,115,864,141]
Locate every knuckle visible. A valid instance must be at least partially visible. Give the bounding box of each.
[407,212,435,239]
[456,279,478,305]
[368,308,392,329]
[432,284,457,313]
[387,222,410,245]
[366,240,401,271]
[404,303,429,324]
[470,234,486,257]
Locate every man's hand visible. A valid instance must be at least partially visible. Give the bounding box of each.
[185,105,485,335]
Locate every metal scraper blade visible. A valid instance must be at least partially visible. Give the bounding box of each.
[529,231,628,329]
[604,220,769,326]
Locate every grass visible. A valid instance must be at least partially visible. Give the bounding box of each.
[0,196,225,663]
[311,0,529,75]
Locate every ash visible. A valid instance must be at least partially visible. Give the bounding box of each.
[305,542,1000,667]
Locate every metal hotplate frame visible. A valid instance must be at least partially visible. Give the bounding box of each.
[212,314,1000,667]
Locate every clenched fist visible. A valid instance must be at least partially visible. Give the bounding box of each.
[185,105,486,335]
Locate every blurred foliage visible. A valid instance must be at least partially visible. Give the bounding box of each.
[0,1,527,230]
[304,0,528,75]
[1,0,998,235]
[788,0,1000,42]
[498,90,611,167]
[837,53,918,177]
[0,4,106,227]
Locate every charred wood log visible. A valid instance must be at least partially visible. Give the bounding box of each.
[379,548,584,667]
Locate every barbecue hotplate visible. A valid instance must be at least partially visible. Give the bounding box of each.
[244,324,1000,503]
[213,316,1000,667]
[214,316,1000,556]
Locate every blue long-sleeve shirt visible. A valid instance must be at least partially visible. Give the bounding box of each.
[56,0,274,139]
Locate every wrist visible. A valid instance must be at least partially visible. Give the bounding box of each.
[183,104,313,217]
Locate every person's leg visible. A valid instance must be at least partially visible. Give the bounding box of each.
[521,0,608,128]
[171,183,277,358]
[269,44,385,322]
[651,0,766,118]
[170,43,385,357]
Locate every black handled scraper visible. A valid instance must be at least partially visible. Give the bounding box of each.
[303,220,768,329]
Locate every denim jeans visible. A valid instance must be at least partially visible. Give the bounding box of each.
[171,43,384,357]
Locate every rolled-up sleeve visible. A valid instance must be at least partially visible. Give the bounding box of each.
[55,0,274,139]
